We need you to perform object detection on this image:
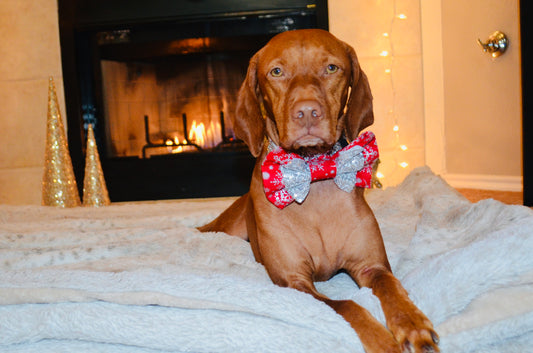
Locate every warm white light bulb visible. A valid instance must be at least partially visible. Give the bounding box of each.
[393,125,400,132]
[396,13,407,20]
[379,50,389,57]
[400,145,408,151]
[400,162,409,168]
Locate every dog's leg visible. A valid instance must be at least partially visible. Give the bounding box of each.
[282,279,401,353]
[197,193,250,240]
[357,267,440,353]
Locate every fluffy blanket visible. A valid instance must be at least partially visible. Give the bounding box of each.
[0,167,532,352]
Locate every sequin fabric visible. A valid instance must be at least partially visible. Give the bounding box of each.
[261,131,379,209]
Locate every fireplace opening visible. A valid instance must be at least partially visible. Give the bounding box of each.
[98,36,257,159]
[58,1,328,201]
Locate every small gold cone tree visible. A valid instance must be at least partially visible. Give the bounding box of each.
[83,124,111,206]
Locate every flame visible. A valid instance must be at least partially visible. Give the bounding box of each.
[188,120,206,147]
[167,137,185,154]
[169,119,222,153]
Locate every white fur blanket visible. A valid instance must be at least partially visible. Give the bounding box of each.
[0,167,532,352]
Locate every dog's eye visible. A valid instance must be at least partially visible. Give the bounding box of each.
[326,64,338,74]
[270,67,283,77]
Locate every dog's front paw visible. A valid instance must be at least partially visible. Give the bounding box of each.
[388,306,439,353]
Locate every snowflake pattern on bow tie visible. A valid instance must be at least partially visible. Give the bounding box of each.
[262,131,379,209]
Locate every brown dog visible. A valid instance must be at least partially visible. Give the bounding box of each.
[199,29,439,353]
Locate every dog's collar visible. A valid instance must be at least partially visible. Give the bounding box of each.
[262,131,379,209]
[266,137,349,156]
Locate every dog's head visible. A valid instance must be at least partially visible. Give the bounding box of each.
[233,29,373,157]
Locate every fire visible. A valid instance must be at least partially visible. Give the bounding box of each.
[170,137,184,153]
[188,120,206,147]
[169,119,222,153]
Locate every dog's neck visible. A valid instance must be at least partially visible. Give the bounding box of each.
[266,137,349,160]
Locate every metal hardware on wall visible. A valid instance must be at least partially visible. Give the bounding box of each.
[477,30,509,58]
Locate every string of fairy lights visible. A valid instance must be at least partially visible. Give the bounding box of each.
[374,2,410,184]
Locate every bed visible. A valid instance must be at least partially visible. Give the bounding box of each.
[1,167,532,352]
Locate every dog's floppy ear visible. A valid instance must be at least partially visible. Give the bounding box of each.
[233,53,265,157]
[343,45,374,141]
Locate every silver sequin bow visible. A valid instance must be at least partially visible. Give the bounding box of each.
[279,145,365,204]
[280,158,312,203]
[334,145,365,192]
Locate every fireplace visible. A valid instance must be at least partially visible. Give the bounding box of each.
[99,45,251,158]
[58,0,328,201]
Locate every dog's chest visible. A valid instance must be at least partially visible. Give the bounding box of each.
[279,182,363,274]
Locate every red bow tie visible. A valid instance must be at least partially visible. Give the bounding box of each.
[262,131,379,209]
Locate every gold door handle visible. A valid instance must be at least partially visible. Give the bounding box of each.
[477,30,509,58]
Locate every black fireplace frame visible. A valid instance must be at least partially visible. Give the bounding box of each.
[57,0,328,202]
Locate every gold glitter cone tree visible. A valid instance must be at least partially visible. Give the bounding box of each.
[42,77,81,207]
[83,124,111,206]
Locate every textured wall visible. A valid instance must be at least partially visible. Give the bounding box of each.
[329,0,425,186]
[0,0,65,204]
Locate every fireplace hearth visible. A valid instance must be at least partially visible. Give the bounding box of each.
[58,0,328,201]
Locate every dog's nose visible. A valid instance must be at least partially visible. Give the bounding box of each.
[291,100,323,124]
